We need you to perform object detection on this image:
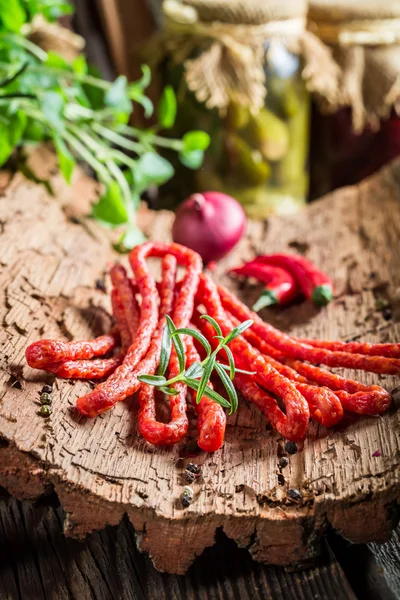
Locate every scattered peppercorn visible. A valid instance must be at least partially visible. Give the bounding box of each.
[185,471,196,484]
[285,441,298,455]
[287,488,302,502]
[41,385,53,394]
[40,392,52,405]
[279,457,289,469]
[180,486,194,508]
[38,405,52,417]
[277,473,285,485]
[382,307,392,321]
[187,463,201,475]
[95,278,107,293]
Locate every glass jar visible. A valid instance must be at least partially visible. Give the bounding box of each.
[162,41,310,218]
[195,43,310,219]
[152,0,339,218]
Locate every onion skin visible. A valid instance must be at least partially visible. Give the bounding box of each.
[172,192,246,264]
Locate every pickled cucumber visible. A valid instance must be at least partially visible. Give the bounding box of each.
[226,102,250,130]
[243,108,289,162]
[223,134,271,186]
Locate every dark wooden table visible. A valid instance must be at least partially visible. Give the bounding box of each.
[1,487,399,600]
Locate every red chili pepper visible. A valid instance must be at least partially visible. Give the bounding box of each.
[253,254,333,307]
[229,262,298,311]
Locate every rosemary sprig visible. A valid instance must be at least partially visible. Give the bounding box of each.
[138,315,255,414]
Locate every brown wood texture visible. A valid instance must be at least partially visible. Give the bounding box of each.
[0,147,400,574]
[0,490,357,600]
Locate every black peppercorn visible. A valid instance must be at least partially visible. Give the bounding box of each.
[187,463,200,475]
[287,488,302,502]
[277,473,285,485]
[285,441,298,455]
[95,279,106,293]
[38,405,52,417]
[185,471,196,484]
[279,457,289,469]
[40,392,52,405]
[382,307,392,321]
[41,385,53,394]
[180,486,194,508]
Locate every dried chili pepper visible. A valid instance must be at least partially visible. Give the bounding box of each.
[218,285,400,375]
[229,262,298,310]
[294,337,400,359]
[253,254,333,307]
[197,273,310,440]
[26,332,119,369]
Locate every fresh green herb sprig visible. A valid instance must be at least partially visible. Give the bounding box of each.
[0,0,210,250]
[138,315,255,414]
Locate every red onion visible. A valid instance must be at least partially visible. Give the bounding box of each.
[172,192,246,263]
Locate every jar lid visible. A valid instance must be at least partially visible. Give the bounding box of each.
[180,0,307,26]
[309,0,400,24]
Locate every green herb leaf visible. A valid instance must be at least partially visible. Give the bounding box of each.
[45,51,70,69]
[135,65,151,90]
[72,54,88,76]
[105,75,132,121]
[40,91,65,131]
[223,320,253,345]
[183,131,210,152]
[92,181,129,226]
[53,134,75,184]
[185,378,231,409]
[137,152,174,186]
[179,149,204,170]
[219,364,256,375]
[157,323,172,377]
[0,0,27,32]
[166,315,185,372]
[195,354,215,405]
[159,385,180,396]
[200,315,222,336]
[184,361,204,379]
[173,327,211,357]
[113,223,146,253]
[158,85,177,129]
[137,374,167,386]
[0,108,26,165]
[220,345,235,379]
[214,362,238,414]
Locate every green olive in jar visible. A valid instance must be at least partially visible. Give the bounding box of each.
[242,108,289,162]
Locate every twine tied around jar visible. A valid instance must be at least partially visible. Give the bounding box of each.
[309,1,400,131]
[149,0,340,116]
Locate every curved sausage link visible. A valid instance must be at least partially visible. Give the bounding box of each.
[111,289,132,352]
[218,285,400,375]
[295,337,400,359]
[110,264,140,339]
[26,333,118,369]
[44,355,123,379]
[197,274,310,441]
[138,254,189,446]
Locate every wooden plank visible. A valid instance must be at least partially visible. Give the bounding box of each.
[0,146,399,574]
[0,494,356,600]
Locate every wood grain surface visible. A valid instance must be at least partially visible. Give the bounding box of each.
[0,147,399,574]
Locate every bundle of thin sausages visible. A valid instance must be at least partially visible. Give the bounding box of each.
[26,242,399,452]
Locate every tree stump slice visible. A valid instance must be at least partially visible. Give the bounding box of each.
[1,147,400,574]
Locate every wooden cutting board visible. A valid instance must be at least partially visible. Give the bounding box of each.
[1,147,399,574]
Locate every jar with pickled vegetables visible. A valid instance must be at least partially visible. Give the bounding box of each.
[154,0,339,218]
[308,0,400,198]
